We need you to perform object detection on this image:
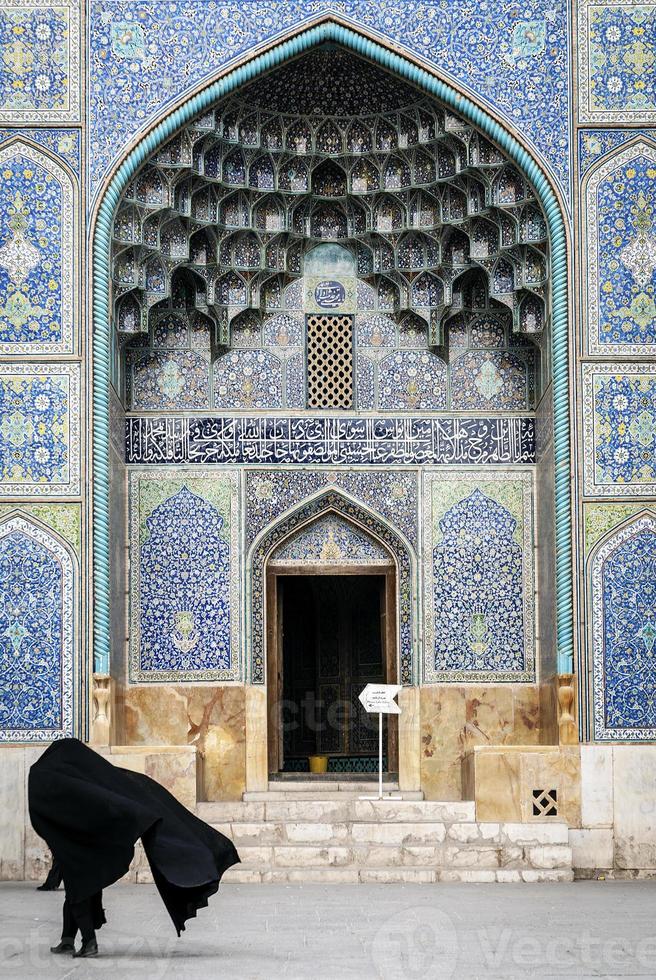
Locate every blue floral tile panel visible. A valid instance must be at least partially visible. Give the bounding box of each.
[583,364,656,497]
[0,0,81,123]
[0,363,80,496]
[584,139,656,355]
[128,350,211,411]
[422,470,535,683]
[578,0,656,122]
[129,471,240,682]
[214,349,283,410]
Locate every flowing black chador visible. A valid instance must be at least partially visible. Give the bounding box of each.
[29,739,239,956]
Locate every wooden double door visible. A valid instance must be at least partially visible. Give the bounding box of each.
[266,567,398,774]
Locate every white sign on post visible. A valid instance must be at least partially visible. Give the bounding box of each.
[358,684,403,800]
[358,683,402,715]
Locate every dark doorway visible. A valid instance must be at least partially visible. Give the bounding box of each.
[269,573,397,774]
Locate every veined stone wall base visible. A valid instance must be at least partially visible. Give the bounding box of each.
[462,744,581,825]
[462,743,656,878]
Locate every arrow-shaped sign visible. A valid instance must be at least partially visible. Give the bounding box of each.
[358,683,402,715]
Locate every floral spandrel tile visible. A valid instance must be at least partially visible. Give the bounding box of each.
[578,128,656,176]
[89,0,570,202]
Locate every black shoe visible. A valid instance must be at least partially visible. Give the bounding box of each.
[37,882,60,891]
[50,940,75,954]
[73,939,98,958]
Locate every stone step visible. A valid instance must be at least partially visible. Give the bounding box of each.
[242,789,425,801]
[197,798,475,824]
[130,808,574,884]
[221,866,574,884]
[263,780,403,793]
[213,822,571,852]
[244,843,569,871]
[191,797,573,885]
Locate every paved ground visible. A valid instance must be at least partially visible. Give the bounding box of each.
[1,880,655,979]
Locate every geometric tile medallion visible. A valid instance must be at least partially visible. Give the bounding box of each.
[582,363,656,497]
[0,0,81,123]
[578,0,656,123]
[0,362,80,495]
[0,140,76,354]
[584,139,656,355]
[591,512,656,740]
[422,469,535,683]
[0,513,75,741]
[128,470,240,682]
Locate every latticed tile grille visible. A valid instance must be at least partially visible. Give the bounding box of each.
[306,314,354,409]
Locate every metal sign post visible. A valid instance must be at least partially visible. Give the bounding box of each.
[358,683,402,800]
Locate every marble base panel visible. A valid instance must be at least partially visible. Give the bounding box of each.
[0,748,40,880]
[569,829,614,870]
[98,744,198,811]
[118,684,246,801]
[420,685,541,801]
[612,746,656,870]
[462,745,581,826]
[0,744,200,881]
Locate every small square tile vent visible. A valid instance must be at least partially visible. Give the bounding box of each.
[532,788,558,817]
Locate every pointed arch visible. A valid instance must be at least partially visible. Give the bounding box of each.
[247,488,417,685]
[589,510,656,740]
[91,18,571,678]
[0,138,77,355]
[0,512,77,741]
[583,136,656,356]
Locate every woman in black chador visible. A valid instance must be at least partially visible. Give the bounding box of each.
[28,738,240,958]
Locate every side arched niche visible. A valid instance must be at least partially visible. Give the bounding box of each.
[589,511,656,741]
[0,513,77,742]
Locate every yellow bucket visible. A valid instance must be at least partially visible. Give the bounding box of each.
[308,754,328,774]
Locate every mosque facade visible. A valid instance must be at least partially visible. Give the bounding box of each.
[1,1,655,879]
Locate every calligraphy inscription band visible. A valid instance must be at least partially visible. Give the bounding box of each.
[125,416,535,466]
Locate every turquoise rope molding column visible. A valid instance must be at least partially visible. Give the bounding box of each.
[91,19,573,678]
